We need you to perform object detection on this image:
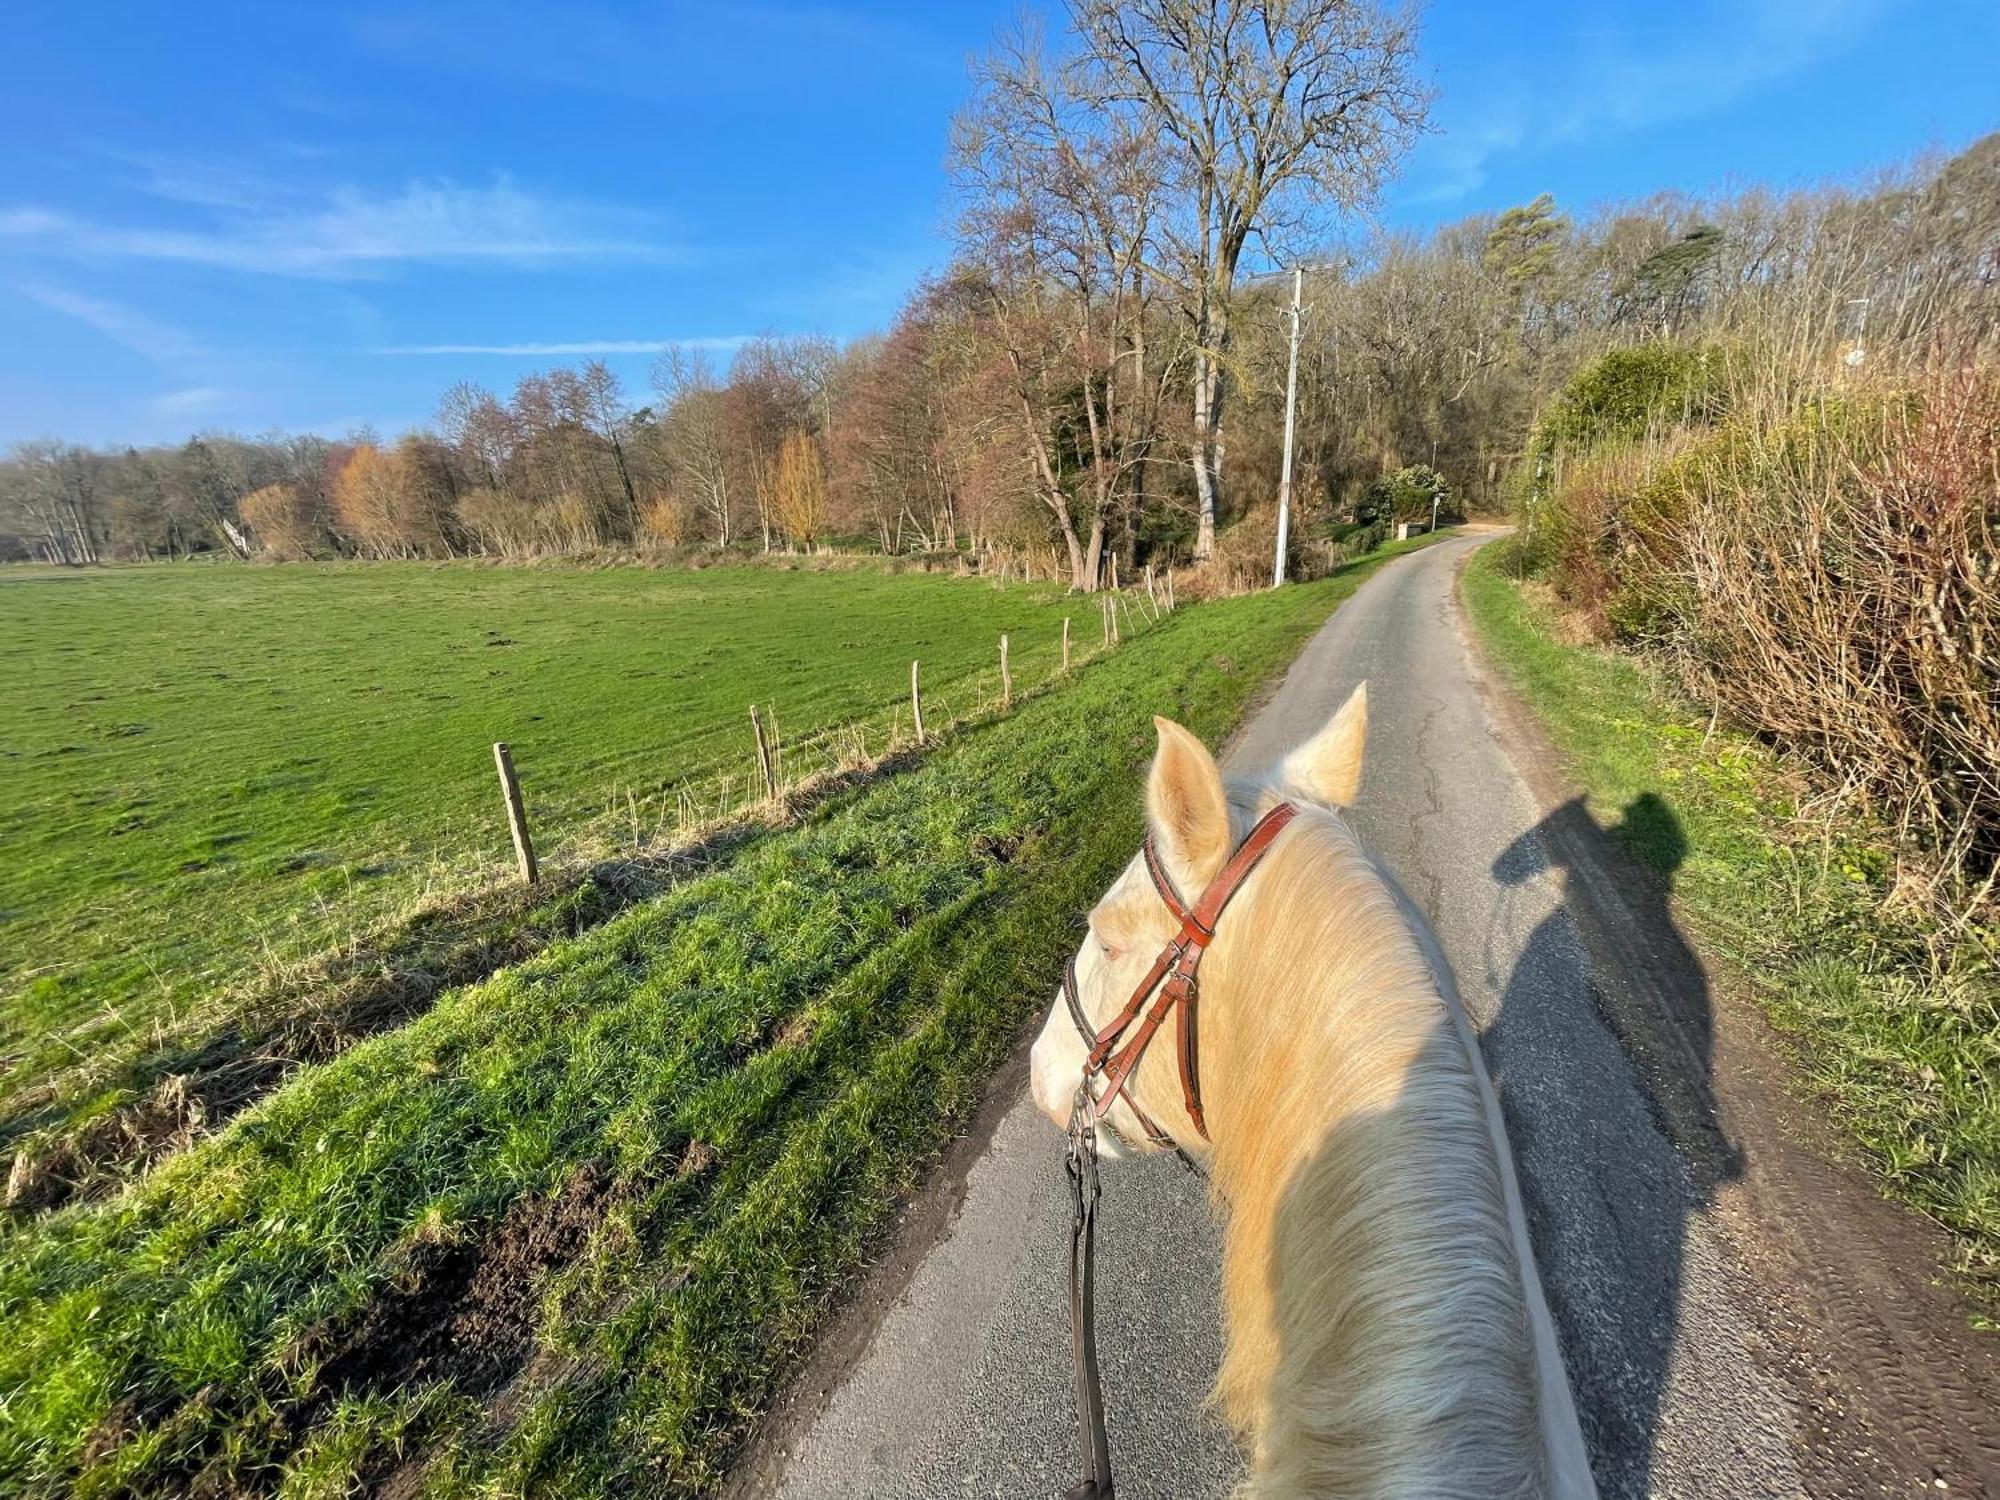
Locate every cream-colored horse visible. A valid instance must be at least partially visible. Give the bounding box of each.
[1030,687,1596,1500]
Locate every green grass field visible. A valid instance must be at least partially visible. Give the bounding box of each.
[1462,547,1998,1313]
[0,542,1434,1497]
[2,561,1064,1075]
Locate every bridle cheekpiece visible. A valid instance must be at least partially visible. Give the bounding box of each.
[1059,798,1298,1499]
[1062,799,1299,1147]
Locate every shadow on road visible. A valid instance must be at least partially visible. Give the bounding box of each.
[1487,793,1743,1500]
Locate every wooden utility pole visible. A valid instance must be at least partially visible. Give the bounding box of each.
[749,705,777,800]
[999,633,1011,710]
[1061,616,1071,672]
[492,742,539,885]
[1274,264,1303,588]
[910,659,925,744]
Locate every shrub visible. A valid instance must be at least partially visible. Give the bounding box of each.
[238,483,322,561]
[1653,369,1999,880]
[1518,341,1999,891]
[1527,343,1731,474]
[1364,464,1452,524]
[1199,509,1367,596]
[454,486,542,559]
[639,491,700,547]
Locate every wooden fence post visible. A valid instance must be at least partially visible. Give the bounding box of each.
[910,659,925,745]
[749,705,777,801]
[492,742,539,886]
[1110,594,1120,645]
[1000,633,1012,710]
[1061,616,1071,672]
[1101,596,1111,647]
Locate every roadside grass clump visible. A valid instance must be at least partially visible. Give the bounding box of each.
[0,538,1439,1497]
[1,563,1063,1122]
[1464,547,1998,1310]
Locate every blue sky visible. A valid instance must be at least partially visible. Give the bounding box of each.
[2,0,1993,447]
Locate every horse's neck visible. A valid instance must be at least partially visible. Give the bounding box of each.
[1199,816,1549,1499]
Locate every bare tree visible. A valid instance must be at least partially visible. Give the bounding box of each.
[955,23,1182,587]
[169,437,254,558]
[1,441,104,564]
[1069,0,1428,557]
[651,346,735,546]
[576,359,640,532]
[436,382,517,490]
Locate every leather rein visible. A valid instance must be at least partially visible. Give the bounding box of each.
[1060,800,1298,1499]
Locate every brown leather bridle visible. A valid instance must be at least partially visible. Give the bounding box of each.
[1060,800,1299,1499]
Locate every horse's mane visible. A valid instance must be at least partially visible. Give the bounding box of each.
[1186,785,1547,1500]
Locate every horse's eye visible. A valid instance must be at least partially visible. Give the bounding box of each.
[1098,938,1120,962]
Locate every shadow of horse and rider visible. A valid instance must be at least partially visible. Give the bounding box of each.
[1488,792,1745,1499]
[1247,790,1743,1498]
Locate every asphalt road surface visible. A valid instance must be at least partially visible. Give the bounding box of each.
[754,533,1997,1500]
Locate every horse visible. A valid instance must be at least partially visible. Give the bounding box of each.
[1029,686,1596,1499]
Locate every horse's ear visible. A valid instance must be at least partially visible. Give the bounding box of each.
[1280,682,1367,808]
[1148,716,1231,890]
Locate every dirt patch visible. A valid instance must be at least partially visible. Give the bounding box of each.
[64,1166,635,1498]
[313,1162,627,1404]
[79,1387,180,1471]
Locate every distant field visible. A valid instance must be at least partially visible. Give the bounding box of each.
[1,561,1062,1071]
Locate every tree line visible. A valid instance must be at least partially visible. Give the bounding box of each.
[4,0,1992,592]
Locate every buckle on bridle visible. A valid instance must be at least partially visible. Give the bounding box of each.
[1067,1082,1095,1146]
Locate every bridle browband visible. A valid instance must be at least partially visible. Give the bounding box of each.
[1060,799,1299,1499]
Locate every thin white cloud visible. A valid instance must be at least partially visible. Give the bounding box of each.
[373,336,753,356]
[1405,0,1893,204]
[352,2,954,104]
[15,283,208,366]
[116,152,297,214]
[0,207,70,236]
[147,386,230,418]
[0,177,677,279]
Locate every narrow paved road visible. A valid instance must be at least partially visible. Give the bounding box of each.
[753,534,1994,1499]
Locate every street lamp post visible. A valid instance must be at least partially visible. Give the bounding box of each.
[1273,264,1303,587]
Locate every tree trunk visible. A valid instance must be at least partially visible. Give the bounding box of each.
[609,436,638,534]
[1082,514,1107,593]
[1190,294,1228,561]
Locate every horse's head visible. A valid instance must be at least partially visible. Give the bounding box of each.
[1028,684,1368,1155]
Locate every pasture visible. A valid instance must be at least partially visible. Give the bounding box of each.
[2,561,1061,1085]
[0,542,1433,1497]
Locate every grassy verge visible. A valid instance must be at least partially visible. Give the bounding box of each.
[0,538,1438,1497]
[1462,545,1998,1309]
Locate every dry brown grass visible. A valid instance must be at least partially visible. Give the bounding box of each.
[1528,347,1998,920]
[1656,366,1999,904]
